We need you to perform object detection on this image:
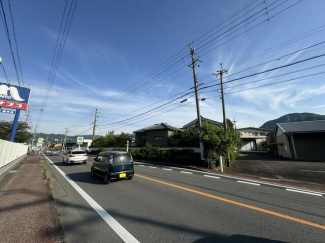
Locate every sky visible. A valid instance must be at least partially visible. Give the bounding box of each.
[1,0,325,136]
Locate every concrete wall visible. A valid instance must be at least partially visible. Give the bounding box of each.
[293,133,325,161]
[0,139,28,176]
[276,134,292,159]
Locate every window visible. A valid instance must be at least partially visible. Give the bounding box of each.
[139,135,146,140]
[154,136,163,141]
[72,151,86,154]
[113,154,132,164]
[260,132,266,135]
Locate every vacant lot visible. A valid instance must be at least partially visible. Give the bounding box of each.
[229,152,325,185]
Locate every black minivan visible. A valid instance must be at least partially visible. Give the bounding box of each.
[91,151,134,184]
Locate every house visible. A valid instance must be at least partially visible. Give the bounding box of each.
[133,123,181,147]
[183,116,222,129]
[275,120,325,161]
[237,127,272,151]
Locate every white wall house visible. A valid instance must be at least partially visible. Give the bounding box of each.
[237,127,271,151]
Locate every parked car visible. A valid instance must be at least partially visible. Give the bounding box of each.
[63,150,88,165]
[91,151,134,184]
[45,149,51,155]
[50,149,60,156]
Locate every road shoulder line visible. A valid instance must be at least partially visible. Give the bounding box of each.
[44,155,139,243]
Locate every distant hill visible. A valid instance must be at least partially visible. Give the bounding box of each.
[260,113,325,130]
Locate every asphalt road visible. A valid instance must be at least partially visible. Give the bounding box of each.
[44,155,325,243]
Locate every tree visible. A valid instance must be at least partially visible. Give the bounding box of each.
[116,132,129,147]
[106,131,116,146]
[0,121,33,143]
[91,136,108,147]
[171,120,241,167]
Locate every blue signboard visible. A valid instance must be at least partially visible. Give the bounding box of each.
[0,82,31,110]
[0,108,16,114]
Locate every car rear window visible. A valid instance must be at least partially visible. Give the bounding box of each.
[72,151,86,155]
[113,154,131,164]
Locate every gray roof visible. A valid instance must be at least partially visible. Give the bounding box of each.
[237,127,272,132]
[133,123,180,133]
[277,120,325,134]
[183,116,222,128]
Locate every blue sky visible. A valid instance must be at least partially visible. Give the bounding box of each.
[1,0,325,136]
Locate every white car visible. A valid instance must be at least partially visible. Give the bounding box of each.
[63,150,88,165]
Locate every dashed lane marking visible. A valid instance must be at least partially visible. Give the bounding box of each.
[237,180,260,186]
[204,175,221,179]
[9,170,17,173]
[286,189,323,197]
[163,168,172,171]
[149,166,157,168]
[180,171,192,174]
[136,174,325,230]
[44,155,140,243]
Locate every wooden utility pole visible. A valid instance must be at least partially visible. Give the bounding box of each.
[189,42,205,161]
[214,64,230,166]
[92,108,99,142]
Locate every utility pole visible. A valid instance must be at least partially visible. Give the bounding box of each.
[63,128,69,152]
[189,42,205,161]
[92,108,99,142]
[214,63,230,166]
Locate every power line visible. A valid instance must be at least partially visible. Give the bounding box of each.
[7,0,24,86]
[1,63,10,84]
[0,0,21,85]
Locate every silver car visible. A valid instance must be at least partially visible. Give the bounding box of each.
[63,150,88,165]
[50,149,60,156]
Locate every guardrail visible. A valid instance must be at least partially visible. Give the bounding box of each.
[0,139,28,176]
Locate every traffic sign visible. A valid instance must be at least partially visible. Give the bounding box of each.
[77,137,84,145]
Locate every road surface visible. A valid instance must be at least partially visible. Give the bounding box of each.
[44,155,325,243]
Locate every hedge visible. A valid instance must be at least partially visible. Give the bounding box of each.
[113,147,202,166]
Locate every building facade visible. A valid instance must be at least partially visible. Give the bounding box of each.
[275,120,325,161]
[237,127,271,151]
[134,123,180,147]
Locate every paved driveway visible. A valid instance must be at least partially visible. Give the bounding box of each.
[229,152,325,185]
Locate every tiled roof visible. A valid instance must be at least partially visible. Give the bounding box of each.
[237,127,272,132]
[183,116,222,128]
[277,120,325,133]
[133,123,180,133]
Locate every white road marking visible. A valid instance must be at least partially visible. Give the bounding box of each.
[163,168,172,171]
[237,180,260,186]
[204,175,220,179]
[180,171,192,174]
[133,161,325,195]
[286,189,323,197]
[149,166,157,168]
[138,165,144,166]
[9,170,17,173]
[299,170,325,173]
[43,155,140,243]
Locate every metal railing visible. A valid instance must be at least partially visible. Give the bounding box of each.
[0,139,28,176]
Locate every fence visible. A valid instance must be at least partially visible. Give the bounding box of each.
[0,139,28,176]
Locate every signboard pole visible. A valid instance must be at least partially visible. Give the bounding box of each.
[9,109,20,142]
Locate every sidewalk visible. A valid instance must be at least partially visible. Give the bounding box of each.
[0,155,64,243]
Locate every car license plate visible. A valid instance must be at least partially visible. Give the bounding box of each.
[119,173,126,178]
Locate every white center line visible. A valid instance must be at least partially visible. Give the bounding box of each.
[204,175,220,179]
[286,189,323,197]
[138,165,144,167]
[43,155,139,243]
[237,180,260,186]
[180,171,192,174]
[163,168,172,171]
[149,166,157,168]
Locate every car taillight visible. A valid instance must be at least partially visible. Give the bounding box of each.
[69,155,75,157]
[83,154,88,156]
